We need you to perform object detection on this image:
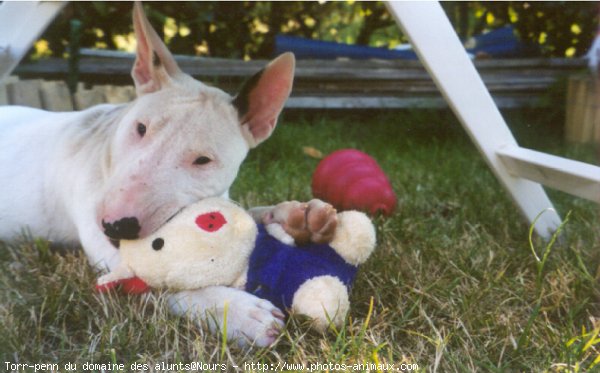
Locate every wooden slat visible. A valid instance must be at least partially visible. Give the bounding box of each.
[7,79,42,108]
[98,84,136,104]
[286,94,543,109]
[0,75,18,105]
[497,145,600,203]
[565,76,579,142]
[565,75,600,143]
[16,56,586,81]
[40,80,72,111]
[3,81,553,110]
[0,82,7,105]
[287,96,446,109]
[74,86,106,110]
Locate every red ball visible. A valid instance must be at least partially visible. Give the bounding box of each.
[312,149,397,216]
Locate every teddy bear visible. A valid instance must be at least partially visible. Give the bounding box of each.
[96,197,376,331]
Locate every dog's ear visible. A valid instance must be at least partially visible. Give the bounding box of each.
[234,53,295,148]
[131,2,182,95]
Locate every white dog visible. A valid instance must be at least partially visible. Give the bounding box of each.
[0,3,337,347]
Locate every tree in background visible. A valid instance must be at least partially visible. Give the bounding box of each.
[34,1,599,61]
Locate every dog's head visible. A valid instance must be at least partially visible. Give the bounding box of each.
[98,3,294,240]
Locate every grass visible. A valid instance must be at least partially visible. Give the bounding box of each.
[1,108,599,372]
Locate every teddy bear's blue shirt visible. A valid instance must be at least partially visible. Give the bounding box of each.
[245,224,358,312]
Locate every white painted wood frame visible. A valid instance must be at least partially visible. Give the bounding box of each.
[387,1,599,239]
[0,1,66,83]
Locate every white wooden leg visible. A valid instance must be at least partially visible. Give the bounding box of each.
[0,1,66,83]
[386,1,562,238]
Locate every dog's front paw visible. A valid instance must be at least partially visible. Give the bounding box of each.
[265,201,310,244]
[168,287,285,348]
[225,293,285,347]
[305,199,338,244]
[265,199,337,245]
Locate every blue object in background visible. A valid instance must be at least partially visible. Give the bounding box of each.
[468,26,526,58]
[274,26,534,60]
[274,34,418,60]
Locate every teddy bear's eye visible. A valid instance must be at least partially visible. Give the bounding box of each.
[152,238,164,251]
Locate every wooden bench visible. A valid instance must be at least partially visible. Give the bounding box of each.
[11,50,587,110]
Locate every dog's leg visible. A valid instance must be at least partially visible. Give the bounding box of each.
[168,286,285,347]
[249,199,338,245]
[76,213,121,271]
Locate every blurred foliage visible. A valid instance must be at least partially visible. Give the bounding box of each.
[442,2,599,58]
[35,1,599,60]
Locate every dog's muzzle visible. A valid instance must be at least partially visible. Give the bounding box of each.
[102,217,141,240]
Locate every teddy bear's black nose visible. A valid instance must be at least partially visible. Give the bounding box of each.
[102,217,141,240]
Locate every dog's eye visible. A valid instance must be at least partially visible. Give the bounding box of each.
[137,122,146,137]
[193,156,212,166]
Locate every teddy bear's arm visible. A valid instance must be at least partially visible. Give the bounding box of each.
[329,211,376,266]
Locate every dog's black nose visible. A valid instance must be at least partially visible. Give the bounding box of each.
[102,217,141,240]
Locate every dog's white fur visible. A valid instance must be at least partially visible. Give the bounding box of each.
[0,3,295,347]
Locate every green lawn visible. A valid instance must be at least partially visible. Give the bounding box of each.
[1,108,598,372]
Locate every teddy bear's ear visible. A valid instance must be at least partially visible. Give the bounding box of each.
[195,211,227,232]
